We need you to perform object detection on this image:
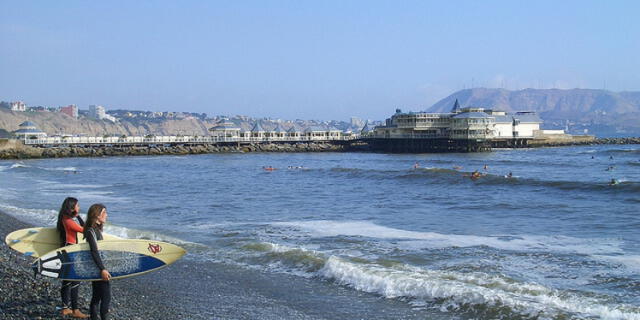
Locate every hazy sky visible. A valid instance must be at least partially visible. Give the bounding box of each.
[1,1,639,120]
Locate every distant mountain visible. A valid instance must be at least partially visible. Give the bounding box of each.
[427,88,640,136]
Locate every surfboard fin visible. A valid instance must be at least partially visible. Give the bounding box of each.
[32,260,40,278]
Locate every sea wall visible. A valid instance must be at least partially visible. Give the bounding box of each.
[528,136,640,147]
[1,137,638,160]
[0,140,348,159]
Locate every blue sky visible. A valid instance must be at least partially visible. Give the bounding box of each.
[1,1,638,120]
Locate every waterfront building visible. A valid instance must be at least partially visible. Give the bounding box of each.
[13,121,47,139]
[272,123,287,139]
[327,127,342,140]
[304,126,329,140]
[10,101,27,112]
[286,126,301,139]
[368,101,542,151]
[59,105,78,119]
[373,105,541,141]
[208,119,241,139]
[250,122,266,140]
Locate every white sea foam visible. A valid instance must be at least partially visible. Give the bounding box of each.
[10,162,29,169]
[42,166,78,172]
[242,240,640,319]
[272,220,624,256]
[594,255,640,273]
[319,256,640,319]
[0,203,58,225]
[104,224,196,246]
[41,183,107,189]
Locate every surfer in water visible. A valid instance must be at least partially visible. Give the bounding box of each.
[56,197,89,318]
[470,170,482,180]
[84,204,112,320]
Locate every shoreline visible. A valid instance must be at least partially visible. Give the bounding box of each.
[0,208,438,320]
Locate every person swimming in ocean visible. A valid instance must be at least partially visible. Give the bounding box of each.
[506,172,513,178]
[609,178,619,186]
[470,170,482,180]
[413,162,420,169]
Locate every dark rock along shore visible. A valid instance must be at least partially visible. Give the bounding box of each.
[0,212,187,320]
[1,138,639,160]
[0,141,348,160]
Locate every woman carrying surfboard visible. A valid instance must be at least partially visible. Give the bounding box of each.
[84,204,112,320]
[56,197,89,319]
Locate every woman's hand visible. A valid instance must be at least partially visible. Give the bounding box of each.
[101,269,111,281]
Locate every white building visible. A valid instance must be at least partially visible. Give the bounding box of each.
[89,105,117,122]
[13,121,47,139]
[208,119,241,139]
[10,101,26,112]
[372,100,542,141]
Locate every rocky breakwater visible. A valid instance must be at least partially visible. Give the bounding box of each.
[528,136,640,147]
[0,140,348,159]
[591,137,640,145]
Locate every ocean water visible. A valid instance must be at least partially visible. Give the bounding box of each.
[1,145,639,319]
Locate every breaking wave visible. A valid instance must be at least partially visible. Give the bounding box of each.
[322,166,640,193]
[235,241,640,319]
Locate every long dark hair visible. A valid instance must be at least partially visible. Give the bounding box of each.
[85,203,106,232]
[56,197,79,245]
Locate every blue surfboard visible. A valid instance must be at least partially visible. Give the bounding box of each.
[32,239,186,281]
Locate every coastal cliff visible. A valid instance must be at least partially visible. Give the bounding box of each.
[0,108,216,136]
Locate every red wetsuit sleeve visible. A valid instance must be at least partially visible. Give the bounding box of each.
[62,217,84,244]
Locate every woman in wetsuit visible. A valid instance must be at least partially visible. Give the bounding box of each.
[56,197,89,318]
[84,204,112,320]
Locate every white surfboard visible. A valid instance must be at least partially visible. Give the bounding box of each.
[5,227,121,258]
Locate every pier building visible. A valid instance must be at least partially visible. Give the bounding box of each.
[366,100,542,152]
[13,121,47,139]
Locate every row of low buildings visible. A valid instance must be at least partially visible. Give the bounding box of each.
[208,120,348,140]
[366,100,547,141]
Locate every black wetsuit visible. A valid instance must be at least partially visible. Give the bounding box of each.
[59,216,84,311]
[84,227,110,320]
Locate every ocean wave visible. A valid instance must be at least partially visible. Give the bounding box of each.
[10,162,29,169]
[272,221,624,256]
[474,174,640,192]
[236,240,640,319]
[320,256,640,320]
[104,224,198,247]
[0,203,58,225]
[322,166,639,193]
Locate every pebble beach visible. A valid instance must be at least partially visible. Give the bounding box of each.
[0,210,188,320]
